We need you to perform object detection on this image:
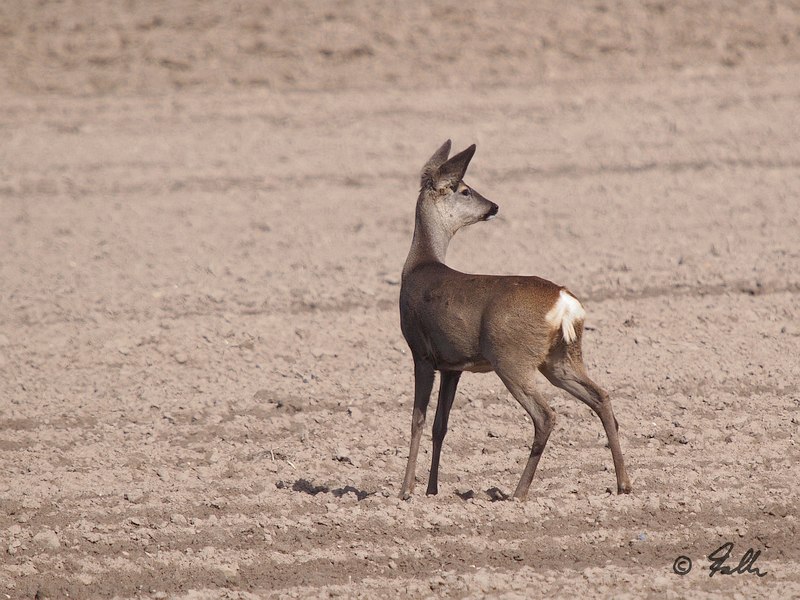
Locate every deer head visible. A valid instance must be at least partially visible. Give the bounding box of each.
[417,140,498,236]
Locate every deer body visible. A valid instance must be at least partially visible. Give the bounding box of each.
[401,265,564,372]
[398,140,632,500]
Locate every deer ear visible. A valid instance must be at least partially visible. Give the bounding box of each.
[435,144,476,190]
[420,139,451,188]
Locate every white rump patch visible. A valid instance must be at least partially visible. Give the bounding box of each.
[545,290,586,344]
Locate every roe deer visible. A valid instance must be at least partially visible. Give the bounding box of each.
[398,140,632,500]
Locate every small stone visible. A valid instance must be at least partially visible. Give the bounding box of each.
[173,352,188,364]
[455,487,475,500]
[340,490,359,504]
[21,497,42,509]
[170,513,187,525]
[334,449,353,465]
[764,503,789,518]
[124,490,144,503]
[33,529,60,550]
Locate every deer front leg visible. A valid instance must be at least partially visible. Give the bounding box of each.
[426,370,461,496]
[399,358,435,499]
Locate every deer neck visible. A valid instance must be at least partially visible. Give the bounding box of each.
[402,200,454,277]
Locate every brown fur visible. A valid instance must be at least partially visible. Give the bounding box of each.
[398,141,632,500]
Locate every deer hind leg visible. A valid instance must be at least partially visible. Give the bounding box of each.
[399,359,435,499]
[494,367,556,501]
[540,351,632,494]
[426,370,461,496]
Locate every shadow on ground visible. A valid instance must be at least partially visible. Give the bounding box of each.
[277,478,375,501]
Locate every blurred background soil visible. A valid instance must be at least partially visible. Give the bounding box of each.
[1,1,799,598]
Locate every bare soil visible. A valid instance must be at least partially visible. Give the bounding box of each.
[1,2,799,598]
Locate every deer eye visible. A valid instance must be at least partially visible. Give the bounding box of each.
[460,188,470,196]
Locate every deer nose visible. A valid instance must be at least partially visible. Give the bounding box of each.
[485,203,499,220]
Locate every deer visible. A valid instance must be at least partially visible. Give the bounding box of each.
[398,140,632,501]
